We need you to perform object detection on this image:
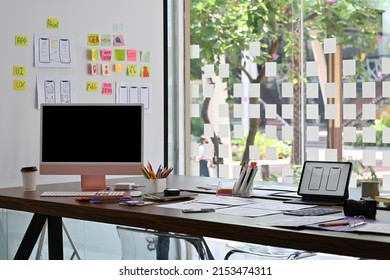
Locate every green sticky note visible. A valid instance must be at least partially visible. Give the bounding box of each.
[101,34,111,46]
[114,49,126,61]
[88,34,100,46]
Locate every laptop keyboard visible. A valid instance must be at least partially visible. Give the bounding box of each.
[283,207,342,216]
[284,198,344,206]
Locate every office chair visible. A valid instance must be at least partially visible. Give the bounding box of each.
[223,242,316,260]
[116,226,214,260]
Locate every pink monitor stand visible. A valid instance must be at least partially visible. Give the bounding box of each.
[81,175,107,191]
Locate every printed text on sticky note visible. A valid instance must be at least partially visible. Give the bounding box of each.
[87,82,98,92]
[101,82,113,95]
[14,80,26,91]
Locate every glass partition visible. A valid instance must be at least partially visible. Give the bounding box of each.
[185,0,390,190]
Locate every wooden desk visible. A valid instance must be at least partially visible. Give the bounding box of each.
[1,175,390,259]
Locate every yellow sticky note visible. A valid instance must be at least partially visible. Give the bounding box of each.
[88,34,100,46]
[87,81,98,92]
[15,36,28,46]
[51,39,59,49]
[90,49,99,61]
[127,64,138,77]
[47,18,59,29]
[13,66,26,77]
[14,80,26,91]
[140,65,151,77]
[114,64,124,73]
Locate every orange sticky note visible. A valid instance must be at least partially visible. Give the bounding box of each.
[114,64,124,73]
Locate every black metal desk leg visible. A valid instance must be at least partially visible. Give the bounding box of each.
[47,216,64,260]
[14,214,48,260]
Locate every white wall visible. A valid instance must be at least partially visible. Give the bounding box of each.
[0,0,165,187]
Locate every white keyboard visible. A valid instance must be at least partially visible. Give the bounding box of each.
[40,191,125,197]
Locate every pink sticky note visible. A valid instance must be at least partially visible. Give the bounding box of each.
[100,49,112,61]
[101,82,112,95]
[113,35,125,46]
[90,63,99,75]
[127,49,137,61]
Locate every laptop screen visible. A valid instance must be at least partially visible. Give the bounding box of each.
[297,161,352,199]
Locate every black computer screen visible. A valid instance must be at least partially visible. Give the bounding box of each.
[41,104,143,163]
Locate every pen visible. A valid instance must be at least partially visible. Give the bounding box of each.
[319,221,349,227]
[197,186,212,190]
[349,221,366,228]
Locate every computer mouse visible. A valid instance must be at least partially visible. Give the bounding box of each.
[130,191,142,197]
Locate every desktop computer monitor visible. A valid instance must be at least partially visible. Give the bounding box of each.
[40,103,144,191]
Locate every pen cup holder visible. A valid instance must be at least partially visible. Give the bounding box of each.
[233,182,254,198]
[233,162,258,198]
[146,178,167,194]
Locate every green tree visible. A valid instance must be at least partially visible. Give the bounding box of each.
[190,0,383,165]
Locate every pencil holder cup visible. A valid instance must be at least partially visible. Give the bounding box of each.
[146,178,167,194]
[233,181,254,198]
[216,181,234,196]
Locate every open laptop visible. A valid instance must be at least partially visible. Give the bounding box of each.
[284,161,352,206]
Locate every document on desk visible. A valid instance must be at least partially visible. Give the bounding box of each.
[156,201,228,210]
[242,201,315,211]
[216,206,280,217]
[352,223,390,235]
[270,191,301,198]
[307,218,390,235]
[157,199,306,217]
[261,215,343,228]
[196,196,256,206]
[254,184,298,192]
[252,189,283,197]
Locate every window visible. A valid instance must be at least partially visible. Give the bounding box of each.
[179,0,390,189]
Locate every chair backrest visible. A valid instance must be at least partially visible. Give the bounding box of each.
[116,226,214,260]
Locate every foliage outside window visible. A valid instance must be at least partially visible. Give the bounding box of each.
[188,0,389,183]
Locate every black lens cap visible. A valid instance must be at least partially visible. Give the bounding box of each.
[164,188,180,196]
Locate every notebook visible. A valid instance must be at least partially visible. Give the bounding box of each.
[284,161,352,206]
